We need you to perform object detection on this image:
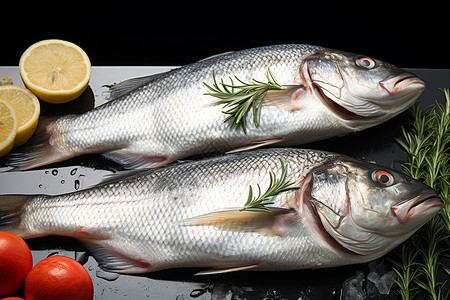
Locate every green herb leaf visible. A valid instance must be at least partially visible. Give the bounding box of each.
[204,69,286,134]
[241,158,299,213]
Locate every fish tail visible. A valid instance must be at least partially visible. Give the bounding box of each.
[3,116,75,170]
[0,195,29,236]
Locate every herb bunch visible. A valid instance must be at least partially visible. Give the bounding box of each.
[391,88,450,300]
[204,69,286,133]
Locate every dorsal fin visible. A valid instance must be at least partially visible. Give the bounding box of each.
[104,71,171,100]
[197,51,234,62]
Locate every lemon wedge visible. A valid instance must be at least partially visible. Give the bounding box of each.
[19,39,91,104]
[0,97,18,157]
[0,85,40,147]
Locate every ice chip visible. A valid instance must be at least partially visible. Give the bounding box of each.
[341,271,366,300]
[367,270,397,295]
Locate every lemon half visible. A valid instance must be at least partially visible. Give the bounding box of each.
[0,85,40,147]
[19,39,91,104]
[0,97,18,157]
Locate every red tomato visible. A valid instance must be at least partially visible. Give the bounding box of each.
[0,231,33,298]
[25,255,93,300]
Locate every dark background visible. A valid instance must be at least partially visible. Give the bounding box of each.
[1,3,448,69]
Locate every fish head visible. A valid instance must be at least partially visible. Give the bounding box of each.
[303,49,425,128]
[307,157,442,258]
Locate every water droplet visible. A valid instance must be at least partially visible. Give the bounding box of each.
[70,168,78,176]
[74,179,80,190]
[95,269,119,281]
[46,251,60,258]
[61,180,65,184]
[190,288,207,298]
[45,170,49,174]
[38,184,43,188]
[52,169,58,176]
[75,251,89,265]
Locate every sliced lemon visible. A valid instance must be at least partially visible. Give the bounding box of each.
[0,97,18,157]
[0,85,40,147]
[19,39,91,104]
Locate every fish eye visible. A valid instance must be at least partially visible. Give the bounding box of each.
[356,57,376,69]
[372,170,395,186]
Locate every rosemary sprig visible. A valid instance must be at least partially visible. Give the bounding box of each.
[392,88,450,299]
[204,69,286,134]
[389,242,420,300]
[414,217,447,300]
[241,158,299,213]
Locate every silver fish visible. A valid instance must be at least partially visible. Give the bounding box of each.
[6,44,424,170]
[0,148,442,274]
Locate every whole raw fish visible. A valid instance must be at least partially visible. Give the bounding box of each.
[5,44,424,170]
[0,148,441,274]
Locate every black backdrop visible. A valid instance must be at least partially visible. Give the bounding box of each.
[1,3,448,69]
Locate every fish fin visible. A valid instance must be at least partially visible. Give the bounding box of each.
[195,264,259,276]
[105,72,169,101]
[82,240,153,274]
[97,169,149,186]
[263,85,305,111]
[181,207,297,237]
[196,51,234,62]
[103,150,174,169]
[3,116,74,171]
[226,138,283,154]
[0,195,30,235]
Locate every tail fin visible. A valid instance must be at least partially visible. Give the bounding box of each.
[0,195,29,236]
[3,116,74,171]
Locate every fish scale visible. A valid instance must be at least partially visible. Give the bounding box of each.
[4,44,424,170]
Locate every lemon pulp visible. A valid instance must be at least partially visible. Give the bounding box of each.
[19,39,91,104]
[0,85,40,147]
[0,97,18,157]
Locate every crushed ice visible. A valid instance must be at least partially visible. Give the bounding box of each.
[341,260,397,300]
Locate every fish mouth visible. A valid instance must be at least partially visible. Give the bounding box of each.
[380,73,425,96]
[391,192,443,223]
[301,62,424,121]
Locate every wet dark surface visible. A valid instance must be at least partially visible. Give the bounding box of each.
[0,67,448,299]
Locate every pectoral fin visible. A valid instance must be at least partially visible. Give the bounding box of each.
[82,240,153,274]
[226,138,282,154]
[102,150,174,169]
[181,207,297,237]
[195,264,259,276]
[263,85,305,111]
